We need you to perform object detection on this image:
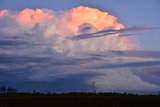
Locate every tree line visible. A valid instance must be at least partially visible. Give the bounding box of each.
[0,86,17,94]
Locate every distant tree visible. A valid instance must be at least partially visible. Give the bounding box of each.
[6,87,12,94]
[158,91,160,96]
[47,91,51,94]
[33,90,37,94]
[0,86,7,94]
[6,87,17,94]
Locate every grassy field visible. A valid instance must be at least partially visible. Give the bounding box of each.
[0,93,160,107]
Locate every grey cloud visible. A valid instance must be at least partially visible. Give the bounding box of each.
[71,26,159,40]
[92,61,160,69]
[1,50,160,93]
[78,23,98,34]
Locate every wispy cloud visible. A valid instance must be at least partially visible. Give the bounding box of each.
[71,26,159,40]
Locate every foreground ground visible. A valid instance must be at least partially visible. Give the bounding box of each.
[0,93,160,107]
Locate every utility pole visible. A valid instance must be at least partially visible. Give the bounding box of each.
[92,82,96,94]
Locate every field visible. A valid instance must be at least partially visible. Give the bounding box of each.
[0,93,160,107]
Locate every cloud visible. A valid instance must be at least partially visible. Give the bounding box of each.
[16,8,55,29]
[0,6,135,56]
[0,6,160,93]
[77,23,98,34]
[0,10,8,16]
[87,69,160,93]
[1,48,160,93]
[72,26,158,40]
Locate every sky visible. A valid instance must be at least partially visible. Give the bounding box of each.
[0,0,160,94]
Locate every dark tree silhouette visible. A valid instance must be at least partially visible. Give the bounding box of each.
[47,91,51,94]
[6,87,17,94]
[0,86,7,94]
[0,86,17,94]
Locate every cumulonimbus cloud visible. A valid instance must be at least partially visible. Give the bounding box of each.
[0,6,136,55]
[1,7,160,93]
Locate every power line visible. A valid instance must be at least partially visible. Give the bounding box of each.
[92,82,96,93]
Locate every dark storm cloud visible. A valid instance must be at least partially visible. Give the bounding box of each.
[90,50,160,58]
[92,61,160,69]
[0,55,51,64]
[0,40,28,46]
[1,49,160,92]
